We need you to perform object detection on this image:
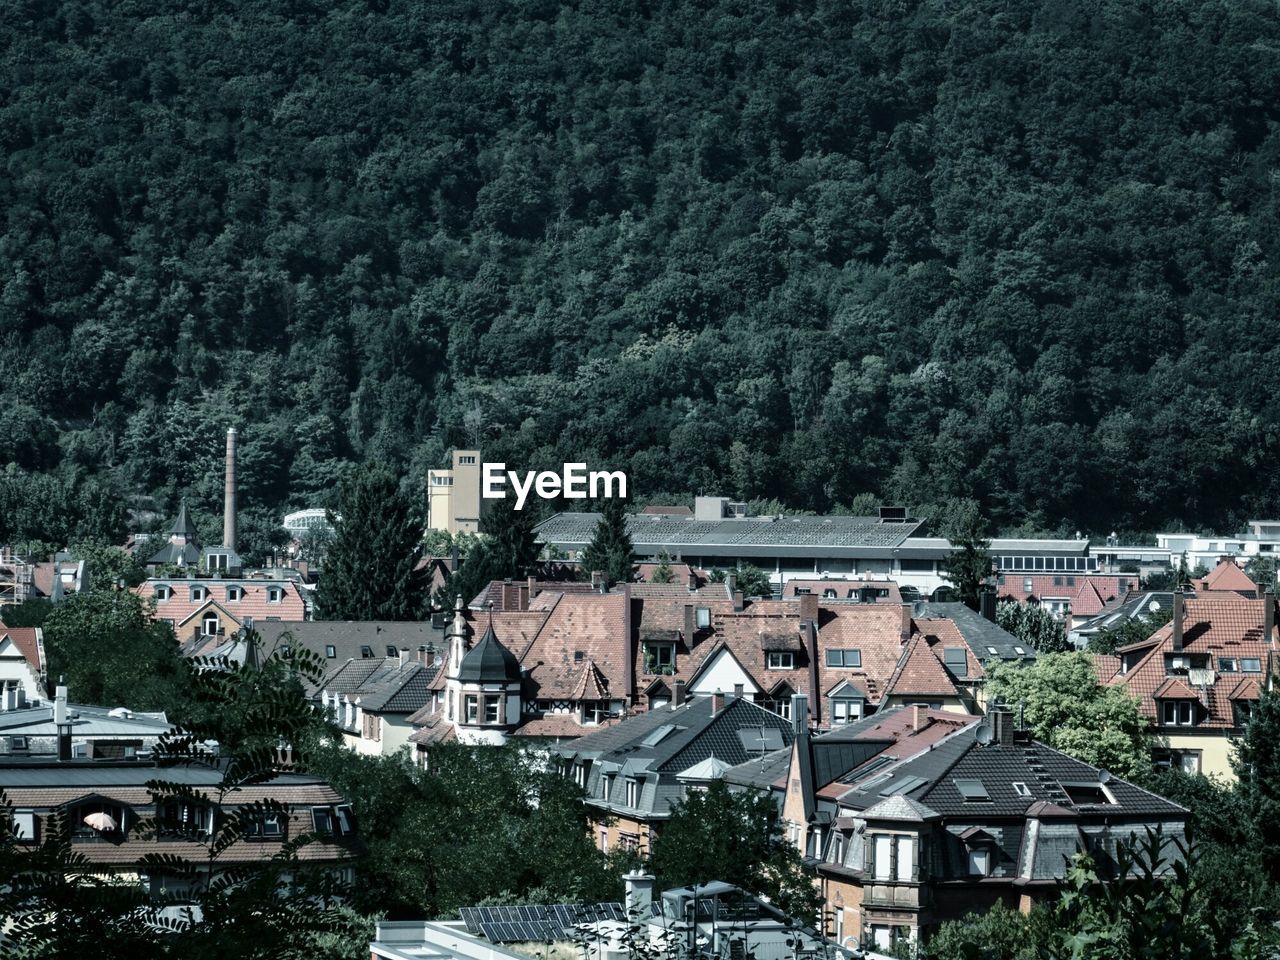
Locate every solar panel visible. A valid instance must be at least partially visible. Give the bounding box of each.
[879,775,928,796]
[465,903,630,942]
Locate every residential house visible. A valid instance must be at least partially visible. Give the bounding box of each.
[555,690,796,855]
[996,573,1139,627]
[0,759,359,895]
[136,576,307,651]
[784,579,902,603]
[1105,589,1277,778]
[0,685,169,759]
[1193,557,1263,597]
[0,621,46,702]
[251,620,448,670]
[1069,591,1174,648]
[317,653,437,756]
[804,706,1188,952]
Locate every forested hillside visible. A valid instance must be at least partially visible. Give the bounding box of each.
[2,0,1279,553]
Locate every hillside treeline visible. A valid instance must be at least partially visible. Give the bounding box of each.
[3,0,1279,557]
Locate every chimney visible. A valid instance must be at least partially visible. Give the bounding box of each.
[912,703,923,732]
[805,619,820,725]
[418,645,428,664]
[55,684,70,761]
[1172,590,1184,653]
[790,693,808,736]
[687,570,697,593]
[725,573,737,598]
[798,592,818,624]
[733,683,744,700]
[591,570,604,593]
[711,689,725,716]
[684,604,695,643]
[622,583,634,706]
[624,869,655,923]
[1266,589,1275,645]
[979,580,997,622]
[501,579,516,612]
[733,590,745,612]
[526,575,537,605]
[992,707,1015,745]
[900,602,912,642]
[223,427,238,550]
[673,680,687,707]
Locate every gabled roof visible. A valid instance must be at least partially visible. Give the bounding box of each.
[676,756,732,781]
[882,633,964,700]
[570,659,610,700]
[1227,676,1262,701]
[0,625,43,671]
[1151,677,1199,700]
[317,658,437,713]
[1195,559,1259,596]
[168,499,198,540]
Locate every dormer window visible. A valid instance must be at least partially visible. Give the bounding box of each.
[267,587,283,603]
[1161,700,1196,726]
[643,643,675,675]
[943,648,968,677]
[766,652,795,670]
[226,586,243,602]
[190,586,207,602]
[154,584,172,602]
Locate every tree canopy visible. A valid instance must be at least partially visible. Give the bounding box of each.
[1,0,1279,540]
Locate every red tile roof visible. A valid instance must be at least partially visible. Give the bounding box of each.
[0,624,43,671]
[814,605,910,709]
[519,592,630,701]
[136,578,307,633]
[1108,596,1277,729]
[1194,559,1259,596]
[783,579,902,602]
[997,574,1138,609]
[1227,676,1261,701]
[883,633,964,699]
[1152,677,1199,700]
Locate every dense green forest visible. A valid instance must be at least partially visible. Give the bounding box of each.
[3,0,1280,553]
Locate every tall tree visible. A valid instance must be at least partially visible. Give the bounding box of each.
[995,600,1072,653]
[580,499,634,586]
[1234,689,1280,884]
[984,653,1150,780]
[941,500,991,610]
[651,780,822,923]
[314,465,427,621]
[485,497,541,582]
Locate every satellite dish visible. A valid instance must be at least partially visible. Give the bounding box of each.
[1098,768,1111,783]
[1149,601,1161,613]
[974,723,993,745]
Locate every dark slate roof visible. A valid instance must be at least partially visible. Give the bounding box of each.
[1071,591,1175,638]
[722,746,791,791]
[168,499,198,540]
[916,602,1032,663]
[457,624,522,683]
[147,542,202,566]
[535,512,922,559]
[836,723,1186,819]
[252,620,447,666]
[316,658,437,713]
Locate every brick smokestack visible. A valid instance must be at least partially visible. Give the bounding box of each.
[1172,590,1184,653]
[223,427,238,550]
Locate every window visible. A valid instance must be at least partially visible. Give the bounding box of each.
[795,588,812,596]
[831,698,862,725]
[363,713,381,741]
[1243,658,1263,673]
[573,763,589,789]
[826,649,862,668]
[325,645,336,658]
[160,801,214,839]
[896,836,914,881]
[762,697,792,720]
[154,585,172,602]
[643,643,675,674]
[968,847,991,876]
[267,587,283,603]
[71,801,126,840]
[873,835,893,879]
[201,612,220,637]
[360,645,374,659]
[10,810,35,842]
[619,832,640,852]
[1012,781,1031,797]
[574,650,585,662]
[464,695,479,724]
[190,586,207,602]
[1219,658,1238,672]
[207,552,229,572]
[584,701,609,724]
[386,645,397,657]
[1234,701,1256,726]
[1023,577,1033,592]
[625,778,639,807]
[484,696,501,724]
[1062,783,1115,805]
[10,736,27,751]
[696,607,711,629]
[1053,576,1062,586]
[311,807,335,835]
[986,646,999,655]
[767,652,795,670]
[244,813,284,840]
[226,585,243,602]
[458,455,476,464]
[334,805,355,836]
[1161,700,1196,726]
[955,779,992,802]
[943,648,968,677]
[1014,646,1027,656]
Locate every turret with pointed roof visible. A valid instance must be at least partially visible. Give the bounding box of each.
[147,498,202,568]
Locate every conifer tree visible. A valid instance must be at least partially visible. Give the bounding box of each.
[580,499,634,586]
[650,550,675,583]
[1234,689,1280,883]
[314,465,427,620]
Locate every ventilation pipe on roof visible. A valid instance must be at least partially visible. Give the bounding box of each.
[1172,590,1185,653]
[899,603,912,642]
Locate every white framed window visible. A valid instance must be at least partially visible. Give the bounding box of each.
[643,643,675,674]
[695,607,711,629]
[826,649,861,668]
[1161,700,1195,726]
[831,698,862,725]
[873,835,893,879]
[896,836,914,881]
[767,652,795,670]
[267,587,283,603]
[625,778,639,807]
[325,645,336,658]
[190,585,207,602]
[154,584,172,602]
[464,695,478,723]
[226,586,243,602]
[484,696,501,724]
[201,612,220,636]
